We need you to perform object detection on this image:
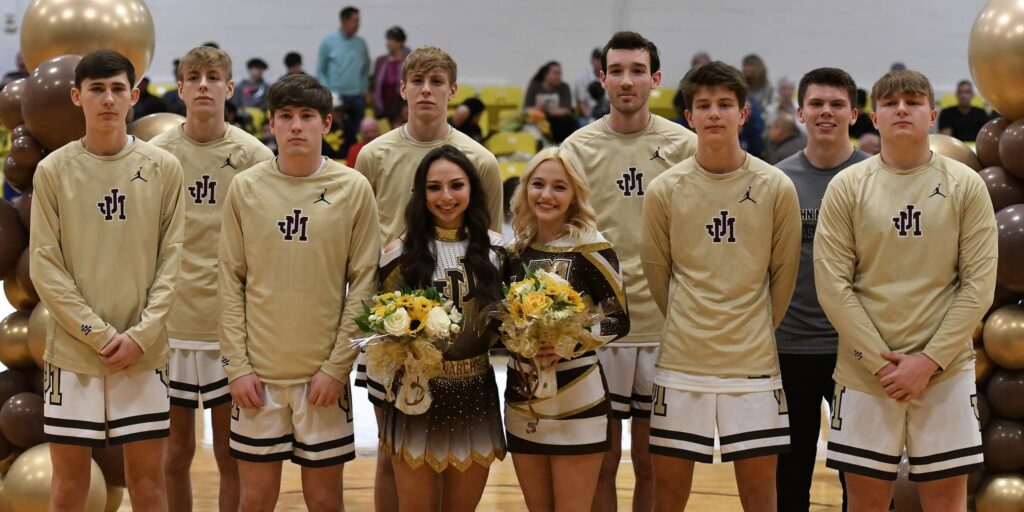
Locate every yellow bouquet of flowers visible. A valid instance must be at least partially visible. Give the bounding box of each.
[354,287,463,415]
[500,267,604,399]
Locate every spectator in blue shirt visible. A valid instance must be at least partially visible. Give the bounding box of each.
[317,6,370,155]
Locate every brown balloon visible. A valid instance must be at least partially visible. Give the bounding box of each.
[1001,120,1024,180]
[976,473,1024,512]
[930,134,982,171]
[974,319,985,345]
[980,167,1024,212]
[978,391,991,430]
[995,206,1024,293]
[0,310,34,370]
[0,79,26,131]
[92,444,126,487]
[2,155,33,192]
[984,304,1024,369]
[3,275,34,310]
[23,368,43,395]
[983,419,1024,471]
[128,113,185,142]
[987,369,1024,419]
[978,346,996,384]
[21,54,85,151]
[10,125,29,140]
[0,370,30,414]
[9,134,44,170]
[978,118,1012,169]
[15,249,36,305]
[26,303,48,370]
[0,392,44,449]
[17,190,31,230]
[20,0,155,84]
[0,189,28,280]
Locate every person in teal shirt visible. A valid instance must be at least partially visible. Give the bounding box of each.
[317,6,370,155]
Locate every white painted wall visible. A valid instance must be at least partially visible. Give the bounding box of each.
[1,0,990,95]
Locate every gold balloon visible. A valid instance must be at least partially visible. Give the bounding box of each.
[103,485,122,512]
[984,305,1024,369]
[26,304,48,370]
[5,443,107,512]
[929,134,982,171]
[19,0,155,84]
[128,113,185,142]
[976,473,1024,512]
[978,346,996,383]
[2,278,34,311]
[0,311,34,370]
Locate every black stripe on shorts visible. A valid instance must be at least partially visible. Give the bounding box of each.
[827,442,901,465]
[720,444,790,462]
[908,462,985,482]
[826,459,897,481]
[44,433,107,447]
[200,378,229,393]
[230,448,292,463]
[109,428,170,445]
[649,427,715,447]
[44,416,106,431]
[170,397,201,409]
[907,445,983,466]
[719,427,790,446]
[230,431,295,447]
[203,393,232,409]
[107,412,171,429]
[294,435,355,453]
[292,451,356,468]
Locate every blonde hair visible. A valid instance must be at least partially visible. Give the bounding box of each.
[510,146,599,252]
[177,46,233,81]
[402,46,457,84]
[871,70,934,112]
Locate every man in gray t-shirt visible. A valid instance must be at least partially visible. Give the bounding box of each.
[775,68,869,512]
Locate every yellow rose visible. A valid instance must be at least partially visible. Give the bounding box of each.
[509,279,536,298]
[521,292,553,318]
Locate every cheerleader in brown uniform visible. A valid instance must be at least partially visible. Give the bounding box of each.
[376,145,506,512]
[505,147,630,511]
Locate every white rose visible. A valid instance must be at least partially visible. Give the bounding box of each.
[448,307,463,324]
[424,306,453,337]
[537,269,570,287]
[383,307,411,336]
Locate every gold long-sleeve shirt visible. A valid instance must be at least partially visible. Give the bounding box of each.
[562,115,697,345]
[150,124,274,343]
[641,154,801,378]
[814,153,997,395]
[30,138,185,376]
[354,126,503,247]
[218,158,381,384]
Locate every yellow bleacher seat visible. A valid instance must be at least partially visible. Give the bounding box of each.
[486,131,536,157]
[241,107,267,137]
[480,86,525,132]
[377,117,391,134]
[499,161,527,182]
[451,85,478,107]
[648,87,677,120]
[150,83,178,97]
[938,92,988,111]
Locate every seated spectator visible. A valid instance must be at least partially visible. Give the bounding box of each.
[858,132,881,155]
[224,101,254,133]
[939,80,990,142]
[525,61,575,142]
[346,117,381,164]
[588,81,610,120]
[772,77,796,116]
[133,77,169,119]
[673,52,711,130]
[372,26,408,126]
[1,52,28,90]
[739,98,765,158]
[849,88,877,138]
[450,97,486,144]
[574,48,603,123]
[502,177,520,244]
[235,58,270,110]
[283,52,306,78]
[766,112,806,164]
[161,59,187,116]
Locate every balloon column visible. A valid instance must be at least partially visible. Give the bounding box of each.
[966,1,1024,510]
[0,0,157,509]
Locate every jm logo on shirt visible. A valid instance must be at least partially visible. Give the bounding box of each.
[617,167,644,197]
[892,204,923,237]
[188,175,217,205]
[278,209,310,241]
[98,188,127,221]
[706,210,737,243]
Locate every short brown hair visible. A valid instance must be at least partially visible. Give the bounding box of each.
[681,60,748,111]
[871,70,934,111]
[267,74,332,118]
[601,31,660,74]
[177,46,232,82]
[797,67,857,107]
[75,50,135,88]
[402,46,457,84]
